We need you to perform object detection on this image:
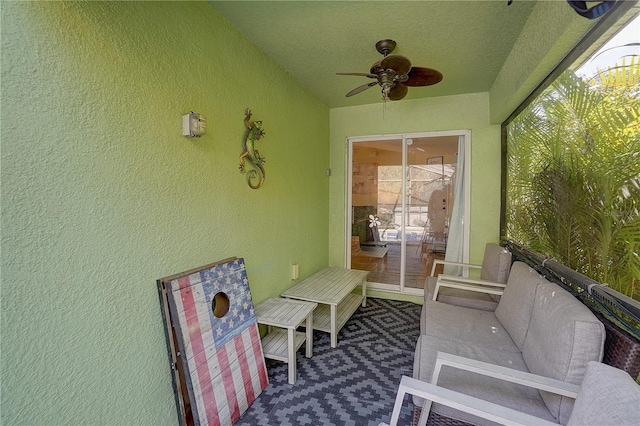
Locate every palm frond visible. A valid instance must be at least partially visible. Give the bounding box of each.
[506,63,640,300]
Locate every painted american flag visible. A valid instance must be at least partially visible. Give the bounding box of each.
[167,258,268,426]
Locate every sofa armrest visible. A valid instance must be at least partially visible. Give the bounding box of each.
[411,352,579,426]
[430,352,580,397]
[380,375,560,426]
[432,277,505,301]
[436,274,507,288]
[429,260,481,277]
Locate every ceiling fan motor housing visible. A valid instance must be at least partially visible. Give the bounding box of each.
[376,70,395,90]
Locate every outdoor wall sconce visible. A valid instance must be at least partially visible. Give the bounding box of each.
[182,112,207,137]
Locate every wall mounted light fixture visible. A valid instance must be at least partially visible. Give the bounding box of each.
[182,112,207,137]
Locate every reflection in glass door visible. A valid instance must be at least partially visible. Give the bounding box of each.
[350,138,403,287]
[348,134,460,293]
[405,139,457,288]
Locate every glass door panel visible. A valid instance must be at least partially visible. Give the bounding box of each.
[405,138,457,289]
[351,139,402,286]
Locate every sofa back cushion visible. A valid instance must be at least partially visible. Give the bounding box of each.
[480,243,512,284]
[567,361,640,426]
[494,262,547,350]
[522,281,605,424]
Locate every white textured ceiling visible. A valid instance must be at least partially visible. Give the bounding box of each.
[209,1,537,108]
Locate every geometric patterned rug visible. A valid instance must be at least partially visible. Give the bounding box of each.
[237,298,421,426]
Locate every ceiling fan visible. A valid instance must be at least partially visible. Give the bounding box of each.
[337,39,443,101]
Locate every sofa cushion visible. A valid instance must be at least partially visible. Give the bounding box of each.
[494,262,547,351]
[482,243,512,303]
[424,277,500,312]
[567,361,640,426]
[412,336,555,426]
[522,281,605,424]
[480,243,512,284]
[420,299,519,350]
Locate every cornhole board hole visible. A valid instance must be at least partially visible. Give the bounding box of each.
[158,257,268,426]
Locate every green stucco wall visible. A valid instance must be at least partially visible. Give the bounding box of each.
[329,93,501,271]
[1,2,329,424]
[489,1,594,124]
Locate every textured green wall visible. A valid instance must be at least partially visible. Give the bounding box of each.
[1,2,328,424]
[329,93,501,270]
[489,1,593,124]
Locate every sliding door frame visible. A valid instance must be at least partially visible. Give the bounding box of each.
[345,130,471,296]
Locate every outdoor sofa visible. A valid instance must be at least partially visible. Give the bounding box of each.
[413,261,606,425]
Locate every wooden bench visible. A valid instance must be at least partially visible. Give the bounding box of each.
[281,267,368,348]
[255,298,317,384]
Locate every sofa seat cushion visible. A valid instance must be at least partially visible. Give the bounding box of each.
[412,335,556,426]
[522,281,606,424]
[424,276,499,312]
[420,300,520,351]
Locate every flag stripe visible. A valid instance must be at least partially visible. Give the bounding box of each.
[242,325,264,402]
[179,276,218,426]
[217,345,241,422]
[234,333,255,404]
[249,323,269,390]
[169,279,202,424]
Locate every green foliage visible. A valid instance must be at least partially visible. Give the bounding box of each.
[507,59,640,300]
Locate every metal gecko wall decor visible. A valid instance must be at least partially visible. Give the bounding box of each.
[239,109,266,189]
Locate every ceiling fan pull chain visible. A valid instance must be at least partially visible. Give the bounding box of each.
[383,97,386,120]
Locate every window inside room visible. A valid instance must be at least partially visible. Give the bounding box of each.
[504,14,640,301]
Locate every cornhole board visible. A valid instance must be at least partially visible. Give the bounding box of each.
[158,257,268,426]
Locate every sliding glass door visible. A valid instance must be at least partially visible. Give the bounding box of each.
[350,137,403,287]
[347,132,468,295]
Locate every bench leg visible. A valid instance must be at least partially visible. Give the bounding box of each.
[287,328,296,384]
[305,312,313,358]
[330,304,337,348]
[362,278,367,307]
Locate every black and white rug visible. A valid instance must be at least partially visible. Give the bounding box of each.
[237,298,421,426]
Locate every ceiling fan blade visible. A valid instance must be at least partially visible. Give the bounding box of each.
[404,67,443,87]
[388,83,408,101]
[337,72,378,78]
[346,81,378,97]
[380,54,412,76]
